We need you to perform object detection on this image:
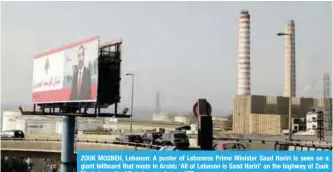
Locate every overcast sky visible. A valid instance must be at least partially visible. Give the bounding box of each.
[1,1,332,114]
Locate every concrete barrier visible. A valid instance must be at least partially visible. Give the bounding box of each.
[26,134,199,147]
[1,140,147,151]
[26,134,118,141]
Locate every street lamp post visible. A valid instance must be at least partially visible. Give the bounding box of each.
[277,32,293,141]
[126,73,134,133]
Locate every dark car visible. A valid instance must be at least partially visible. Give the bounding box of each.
[113,133,143,145]
[159,131,190,149]
[142,131,163,145]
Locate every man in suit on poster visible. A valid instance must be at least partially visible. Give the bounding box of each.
[70,45,92,101]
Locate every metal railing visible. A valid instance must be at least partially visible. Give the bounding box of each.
[213,137,333,150]
[1,138,162,150]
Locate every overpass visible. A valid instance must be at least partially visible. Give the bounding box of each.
[25,133,118,141]
[2,133,331,159]
[24,133,332,148]
[1,138,155,160]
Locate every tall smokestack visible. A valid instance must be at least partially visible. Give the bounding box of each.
[155,91,161,114]
[283,20,296,97]
[323,74,331,98]
[237,10,251,95]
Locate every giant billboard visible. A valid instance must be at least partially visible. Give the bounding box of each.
[32,37,99,103]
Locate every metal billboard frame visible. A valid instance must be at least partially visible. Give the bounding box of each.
[20,39,129,118]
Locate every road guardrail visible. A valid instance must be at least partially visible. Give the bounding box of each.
[1,138,162,150]
[213,137,333,150]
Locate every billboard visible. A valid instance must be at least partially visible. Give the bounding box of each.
[32,37,99,103]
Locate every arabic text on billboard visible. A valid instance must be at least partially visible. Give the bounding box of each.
[32,37,99,103]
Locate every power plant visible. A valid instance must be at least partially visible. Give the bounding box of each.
[233,11,331,135]
[283,20,296,97]
[237,10,251,96]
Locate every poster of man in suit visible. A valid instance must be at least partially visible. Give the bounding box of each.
[31,37,99,103]
[70,45,92,100]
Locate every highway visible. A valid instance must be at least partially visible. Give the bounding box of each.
[25,133,118,141]
[1,138,154,160]
[1,133,332,160]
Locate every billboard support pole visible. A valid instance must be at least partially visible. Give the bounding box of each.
[60,116,76,172]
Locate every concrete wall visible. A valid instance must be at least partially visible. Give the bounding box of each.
[116,119,184,132]
[233,95,332,135]
[250,113,287,135]
[232,95,251,133]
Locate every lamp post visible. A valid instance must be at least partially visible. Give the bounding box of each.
[126,73,134,133]
[277,31,293,141]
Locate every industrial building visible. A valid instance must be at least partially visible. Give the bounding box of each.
[104,118,184,132]
[232,95,332,135]
[2,109,105,134]
[233,10,332,136]
[152,112,195,126]
[212,116,231,131]
[1,109,187,134]
[306,110,331,133]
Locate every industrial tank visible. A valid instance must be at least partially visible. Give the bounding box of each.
[77,120,89,131]
[26,120,57,134]
[15,119,27,133]
[56,121,63,134]
[103,118,118,130]
[85,118,104,130]
[174,115,191,125]
[152,112,175,122]
[42,121,57,133]
[2,110,21,131]
[2,116,17,131]
[3,110,21,117]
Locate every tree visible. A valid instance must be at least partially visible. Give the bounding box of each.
[1,157,33,172]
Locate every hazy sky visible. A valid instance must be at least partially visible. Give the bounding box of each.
[1,1,332,114]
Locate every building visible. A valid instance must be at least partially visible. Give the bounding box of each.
[212,116,231,131]
[2,109,105,134]
[232,95,332,135]
[152,112,176,122]
[306,110,331,133]
[103,118,184,132]
[152,112,195,125]
[1,109,184,134]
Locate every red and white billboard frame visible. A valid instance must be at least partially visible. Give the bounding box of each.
[32,37,100,104]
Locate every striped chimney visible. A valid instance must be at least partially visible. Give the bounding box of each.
[283,20,296,97]
[237,10,251,95]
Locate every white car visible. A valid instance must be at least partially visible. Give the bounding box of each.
[159,146,178,151]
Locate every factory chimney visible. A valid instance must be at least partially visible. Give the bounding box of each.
[237,10,251,95]
[283,20,296,97]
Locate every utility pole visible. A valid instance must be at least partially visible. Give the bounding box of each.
[126,73,135,133]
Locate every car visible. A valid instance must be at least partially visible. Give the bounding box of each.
[213,141,246,150]
[1,130,25,140]
[113,133,143,145]
[159,146,179,151]
[142,131,163,145]
[158,131,190,149]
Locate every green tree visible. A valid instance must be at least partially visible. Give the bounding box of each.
[1,157,33,172]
